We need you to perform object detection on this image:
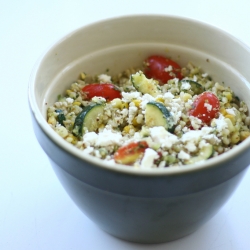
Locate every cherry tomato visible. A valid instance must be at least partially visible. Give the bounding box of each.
[189,92,220,124]
[114,141,148,165]
[82,83,121,101]
[144,55,183,84]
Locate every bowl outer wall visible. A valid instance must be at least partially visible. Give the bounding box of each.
[29,15,250,198]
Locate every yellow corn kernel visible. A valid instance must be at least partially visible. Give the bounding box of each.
[231,131,240,144]
[225,114,236,125]
[240,131,250,141]
[223,91,232,102]
[155,97,165,103]
[121,102,129,109]
[73,101,81,106]
[182,93,192,102]
[219,107,227,116]
[132,118,139,127]
[80,72,86,80]
[66,134,78,145]
[123,125,134,133]
[48,116,57,126]
[66,89,73,96]
[55,126,69,138]
[111,98,122,108]
[66,89,76,98]
[224,102,231,108]
[132,99,142,107]
[224,118,235,133]
[98,124,105,131]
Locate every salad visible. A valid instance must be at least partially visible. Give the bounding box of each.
[47,55,250,168]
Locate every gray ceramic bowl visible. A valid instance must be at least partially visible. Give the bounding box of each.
[28,15,250,243]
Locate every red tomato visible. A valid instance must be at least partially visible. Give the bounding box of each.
[114,141,148,165]
[189,92,220,124]
[82,83,121,101]
[144,55,183,84]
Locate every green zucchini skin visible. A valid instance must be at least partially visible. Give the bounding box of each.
[145,101,175,132]
[184,144,214,165]
[131,71,161,97]
[72,103,104,137]
[180,79,204,95]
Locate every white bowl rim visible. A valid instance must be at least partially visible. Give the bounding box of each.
[28,14,250,176]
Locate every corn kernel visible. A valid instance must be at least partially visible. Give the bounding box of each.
[66,89,72,95]
[111,98,122,108]
[55,126,69,138]
[80,72,86,80]
[182,93,192,102]
[219,107,227,116]
[66,134,78,145]
[156,97,165,103]
[132,118,139,126]
[224,118,235,132]
[121,102,129,109]
[225,114,236,125]
[231,131,240,144]
[66,89,76,98]
[240,131,250,141]
[223,91,232,102]
[132,99,142,107]
[73,101,81,106]
[123,125,134,133]
[48,116,57,126]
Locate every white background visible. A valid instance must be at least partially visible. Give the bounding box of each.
[1,0,250,249]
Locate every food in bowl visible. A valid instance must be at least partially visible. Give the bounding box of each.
[46,55,250,168]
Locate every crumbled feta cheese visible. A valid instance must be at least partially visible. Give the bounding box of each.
[122,91,141,102]
[164,65,173,72]
[140,148,158,168]
[226,108,235,115]
[66,97,74,104]
[204,102,212,111]
[181,82,191,90]
[95,128,123,147]
[92,96,106,103]
[214,114,228,132]
[98,74,112,83]
[149,126,179,148]
[83,146,94,154]
[83,128,123,147]
[178,150,190,160]
[83,132,98,146]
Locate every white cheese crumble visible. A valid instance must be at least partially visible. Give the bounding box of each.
[178,150,190,160]
[204,102,212,111]
[83,128,123,147]
[226,108,235,115]
[140,148,159,168]
[66,97,74,104]
[164,65,173,72]
[181,82,191,90]
[149,126,179,148]
[98,74,112,83]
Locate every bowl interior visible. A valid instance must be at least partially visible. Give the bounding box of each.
[30,15,250,173]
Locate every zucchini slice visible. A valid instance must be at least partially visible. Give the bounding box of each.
[184,144,214,165]
[180,79,204,95]
[131,71,161,97]
[72,103,104,137]
[145,101,175,132]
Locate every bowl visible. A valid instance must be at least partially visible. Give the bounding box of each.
[28,15,250,243]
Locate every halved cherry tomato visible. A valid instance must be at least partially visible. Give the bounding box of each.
[82,83,121,101]
[114,141,148,165]
[189,92,220,124]
[144,55,183,84]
